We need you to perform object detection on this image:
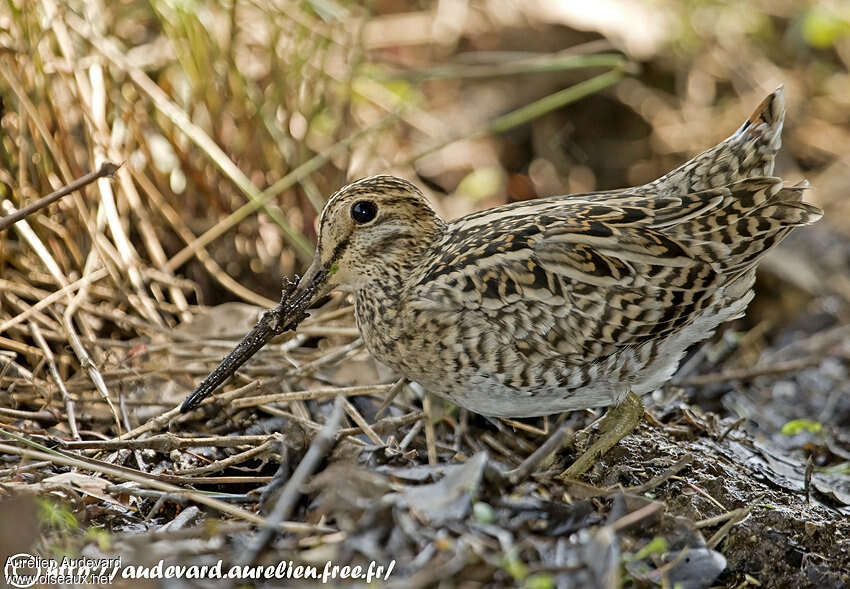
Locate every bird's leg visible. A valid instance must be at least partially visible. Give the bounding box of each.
[559,392,644,479]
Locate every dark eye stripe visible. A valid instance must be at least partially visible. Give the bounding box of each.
[330,237,350,263]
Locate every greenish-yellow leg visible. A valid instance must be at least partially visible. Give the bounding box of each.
[559,392,644,479]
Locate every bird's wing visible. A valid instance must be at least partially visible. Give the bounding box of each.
[411,177,820,360]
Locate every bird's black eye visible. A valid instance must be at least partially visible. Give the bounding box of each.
[350,200,378,224]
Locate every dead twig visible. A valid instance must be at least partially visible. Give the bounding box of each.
[29,322,80,440]
[622,453,694,494]
[805,454,814,505]
[343,398,384,446]
[0,163,119,232]
[611,500,665,532]
[707,506,755,548]
[175,438,279,476]
[375,377,408,418]
[506,423,574,485]
[118,381,267,440]
[695,506,753,529]
[230,383,394,410]
[0,439,324,533]
[288,337,364,377]
[236,395,345,566]
[717,417,746,442]
[62,288,122,433]
[59,433,278,451]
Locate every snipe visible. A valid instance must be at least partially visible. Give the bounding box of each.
[180,87,822,476]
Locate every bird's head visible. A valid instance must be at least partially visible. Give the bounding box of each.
[297,175,445,298]
[179,175,444,412]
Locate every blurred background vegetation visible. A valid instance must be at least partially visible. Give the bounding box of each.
[1,0,848,321]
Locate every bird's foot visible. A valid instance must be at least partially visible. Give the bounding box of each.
[558,392,644,479]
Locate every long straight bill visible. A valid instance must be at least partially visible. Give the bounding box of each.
[179,272,325,412]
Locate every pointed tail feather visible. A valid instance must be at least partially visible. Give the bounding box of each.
[733,85,785,157]
[646,87,787,195]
